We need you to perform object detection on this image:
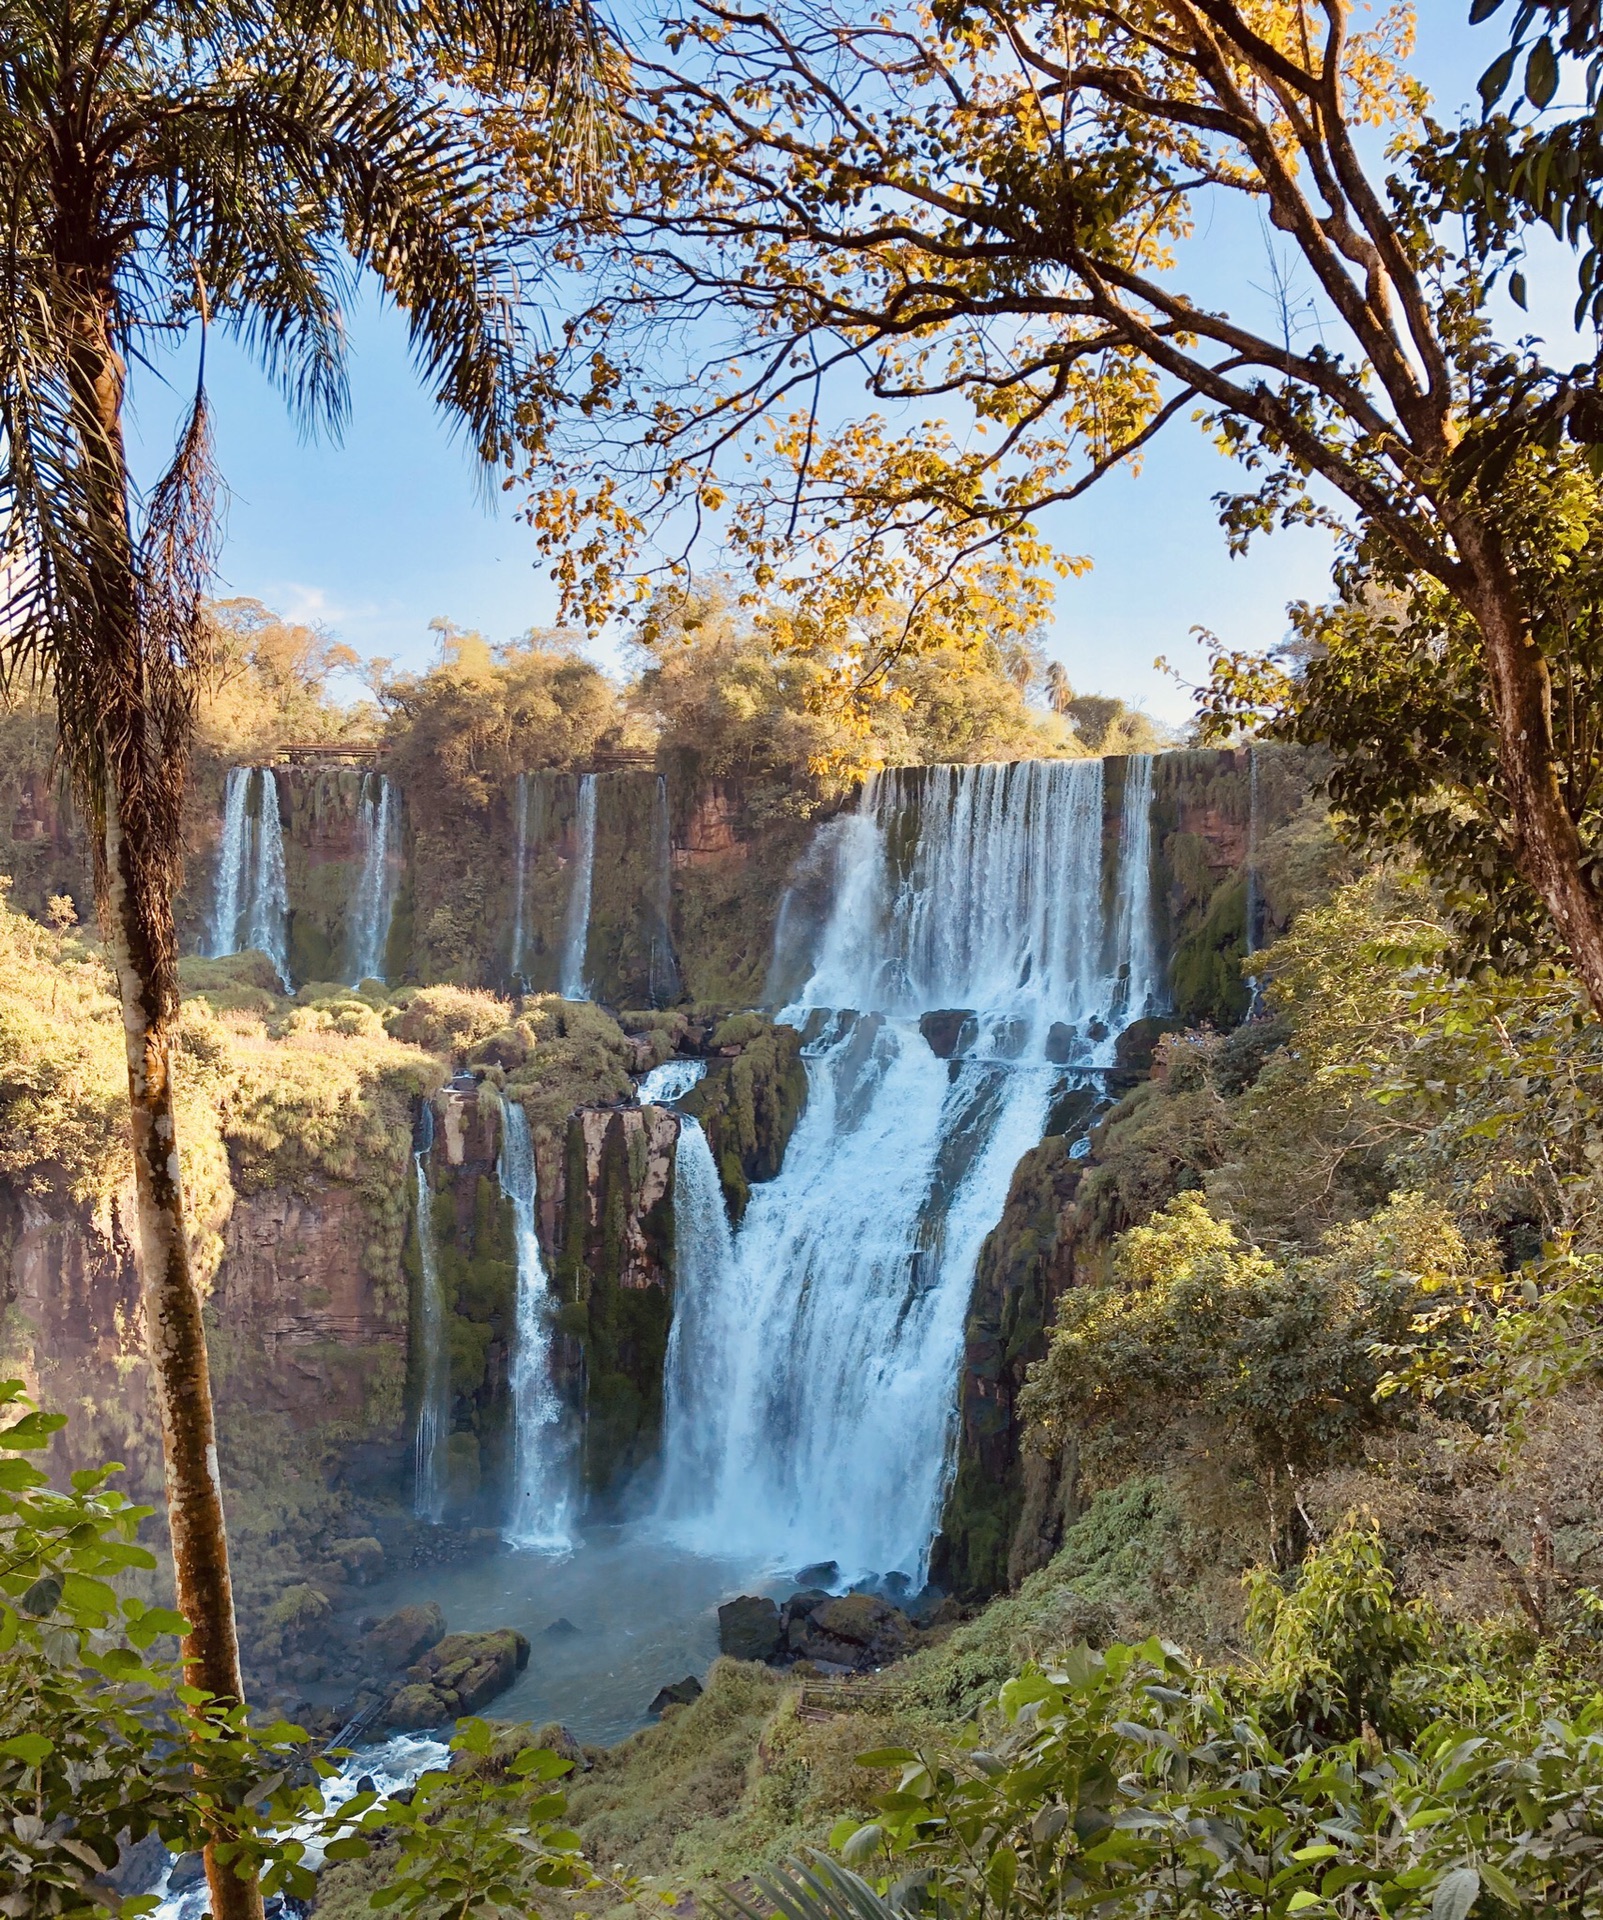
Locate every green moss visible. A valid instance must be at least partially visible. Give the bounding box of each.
[680,1021,808,1222]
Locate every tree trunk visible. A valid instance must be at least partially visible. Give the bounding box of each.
[70,297,264,1920]
[1455,520,1603,1018]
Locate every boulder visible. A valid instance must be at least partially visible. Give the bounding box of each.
[531,1722,592,1773]
[648,1675,703,1716]
[919,1010,975,1060]
[795,1593,914,1670]
[717,1595,782,1663]
[1044,1021,1078,1065]
[364,1602,447,1671]
[166,1853,207,1897]
[794,1561,840,1589]
[386,1683,448,1731]
[543,1617,579,1638]
[407,1629,530,1716]
[328,1536,386,1584]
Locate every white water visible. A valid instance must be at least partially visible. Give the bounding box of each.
[659,1117,740,1515]
[413,1114,450,1524]
[637,1059,707,1104]
[208,767,291,989]
[149,1733,450,1920]
[500,1103,575,1550]
[659,756,1161,1579]
[559,773,597,999]
[348,772,400,985]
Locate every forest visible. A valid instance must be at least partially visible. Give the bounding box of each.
[8,2,1603,1920]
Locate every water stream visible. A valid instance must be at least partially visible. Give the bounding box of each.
[412,1108,450,1525]
[559,773,597,1000]
[348,772,400,985]
[657,756,1161,1581]
[500,1102,575,1551]
[208,766,292,988]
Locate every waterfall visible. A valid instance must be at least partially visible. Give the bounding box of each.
[412,1107,449,1524]
[658,755,1162,1579]
[499,1102,574,1549]
[348,772,400,985]
[1110,754,1161,1023]
[638,1059,707,1104]
[659,1118,740,1514]
[208,767,291,989]
[559,773,597,1000]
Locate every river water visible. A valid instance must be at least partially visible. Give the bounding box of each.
[354,1528,780,1747]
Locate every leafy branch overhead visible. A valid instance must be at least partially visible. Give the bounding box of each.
[515,0,1603,1010]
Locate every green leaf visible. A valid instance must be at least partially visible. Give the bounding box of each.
[842,1824,884,1866]
[1481,44,1519,102]
[1525,37,1559,107]
[510,1747,572,1781]
[322,1837,372,1863]
[1287,1895,1323,1914]
[1510,270,1528,308]
[0,1732,53,1766]
[19,1573,61,1617]
[0,1410,66,1449]
[855,1748,917,1769]
[1433,1867,1480,1920]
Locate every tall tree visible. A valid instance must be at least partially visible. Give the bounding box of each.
[526,1,1603,1008]
[0,3,605,1913]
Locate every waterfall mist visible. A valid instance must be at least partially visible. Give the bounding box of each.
[348,773,400,985]
[559,773,597,999]
[412,1106,449,1524]
[658,756,1163,1580]
[499,1103,575,1550]
[208,767,291,989]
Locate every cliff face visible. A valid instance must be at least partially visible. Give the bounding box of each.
[555,1103,680,1503]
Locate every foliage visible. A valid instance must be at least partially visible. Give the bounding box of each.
[1199,453,1603,965]
[1020,1194,1438,1493]
[380,628,629,809]
[632,583,1082,794]
[826,1597,1603,1920]
[200,600,375,761]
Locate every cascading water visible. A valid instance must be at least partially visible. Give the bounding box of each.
[499,1102,575,1550]
[559,773,597,999]
[658,756,1162,1579]
[348,772,400,985]
[412,1105,449,1524]
[208,766,291,989]
[659,1117,740,1515]
[637,1059,707,1104]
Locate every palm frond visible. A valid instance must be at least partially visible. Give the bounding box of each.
[706,1856,905,1920]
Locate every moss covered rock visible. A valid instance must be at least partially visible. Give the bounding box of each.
[680,1020,808,1222]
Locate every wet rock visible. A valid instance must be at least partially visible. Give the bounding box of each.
[717,1595,782,1662]
[543,1617,579,1637]
[919,1010,975,1060]
[793,1561,840,1589]
[329,1536,386,1584]
[1044,1021,1077,1065]
[386,1683,448,1731]
[364,1602,447,1671]
[406,1629,530,1716]
[648,1675,703,1715]
[795,1593,914,1670]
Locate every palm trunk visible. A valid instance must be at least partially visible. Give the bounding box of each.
[71,293,264,1920]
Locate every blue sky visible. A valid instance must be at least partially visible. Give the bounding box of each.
[123,5,1592,726]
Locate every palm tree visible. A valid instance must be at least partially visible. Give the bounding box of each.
[0,4,605,1913]
[1044,660,1074,718]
